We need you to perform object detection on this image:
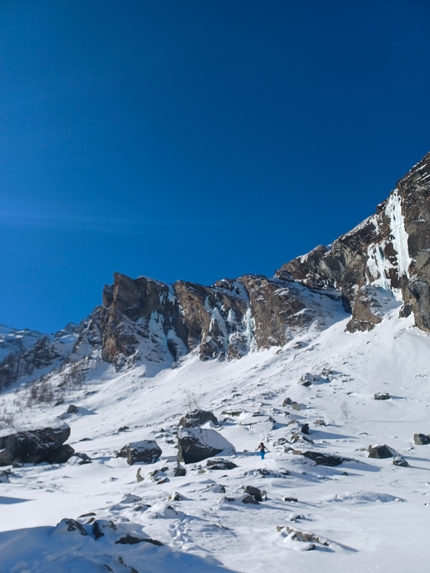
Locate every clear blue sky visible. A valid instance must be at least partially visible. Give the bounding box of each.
[1,0,430,333]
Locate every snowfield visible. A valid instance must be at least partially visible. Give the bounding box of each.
[1,300,430,573]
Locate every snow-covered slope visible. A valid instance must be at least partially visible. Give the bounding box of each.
[1,297,429,573]
[0,325,46,361]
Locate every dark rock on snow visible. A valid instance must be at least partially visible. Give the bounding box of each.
[0,424,74,466]
[302,451,351,466]
[367,444,394,458]
[414,433,430,445]
[374,393,390,400]
[179,409,218,428]
[206,458,238,470]
[244,485,263,502]
[393,456,409,467]
[177,427,235,464]
[116,440,162,465]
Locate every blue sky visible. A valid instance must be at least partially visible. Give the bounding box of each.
[1,0,430,333]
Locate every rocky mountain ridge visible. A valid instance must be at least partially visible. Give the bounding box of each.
[1,151,430,389]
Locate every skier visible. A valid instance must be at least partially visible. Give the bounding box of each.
[256,442,270,460]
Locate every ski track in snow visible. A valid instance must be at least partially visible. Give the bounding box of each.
[1,305,430,572]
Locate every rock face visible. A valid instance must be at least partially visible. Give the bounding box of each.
[277,152,430,333]
[0,424,74,466]
[177,428,235,464]
[116,441,162,465]
[95,271,343,368]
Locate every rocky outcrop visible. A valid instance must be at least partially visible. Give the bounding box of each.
[277,152,430,333]
[0,424,74,466]
[96,270,344,368]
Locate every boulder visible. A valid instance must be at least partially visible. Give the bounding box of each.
[414,433,430,445]
[374,393,390,400]
[277,525,329,547]
[206,459,238,470]
[67,405,79,414]
[179,409,218,428]
[177,427,235,464]
[298,373,314,387]
[172,463,186,477]
[0,424,74,466]
[367,444,394,458]
[393,456,409,467]
[244,485,263,502]
[46,444,75,464]
[116,440,162,465]
[242,494,259,504]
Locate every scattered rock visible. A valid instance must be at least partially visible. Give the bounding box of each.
[414,433,430,445]
[374,393,390,400]
[206,483,226,493]
[298,373,316,387]
[136,468,144,482]
[301,423,310,435]
[291,403,302,411]
[367,444,394,459]
[206,459,238,470]
[0,424,74,466]
[244,485,263,502]
[92,520,117,540]
[315,419,325,426]
[169,492,186,501]
[172,463,186,477]
[290,432,314,444]
[393,456,409,467]
[118,426,129,432]
[302,451,351,466]
[282,397,294,407]
[67,404,79,414]
[116,441,162,465]
[179,409,218,428]
[221,410,243,417]
[283,497,298,502]
[177,427,235,464]
[0,471,10,483]
[242,494,259,504]
[53,518,88,537]
[68,452,91,465]
[277,525,329,546]
[115,534,163,546]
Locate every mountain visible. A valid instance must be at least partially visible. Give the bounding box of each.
[2,151,430,388]
[1,153,430,572]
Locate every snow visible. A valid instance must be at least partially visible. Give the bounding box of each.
[0,302,430,572]
[385,190,412,278]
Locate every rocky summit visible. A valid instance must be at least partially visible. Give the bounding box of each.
[2,152,430,385]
